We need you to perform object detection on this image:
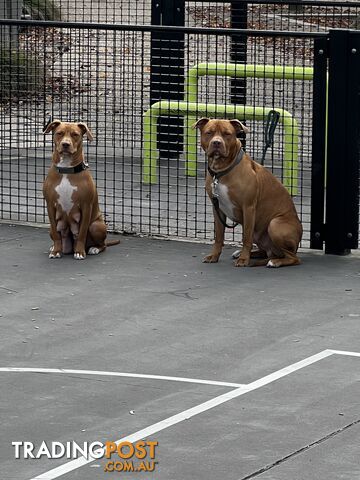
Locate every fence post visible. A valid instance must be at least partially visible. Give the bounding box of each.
[230,1,247,145]
[150,0,185,160]
[310,37,328,250]
[325,29,360,254]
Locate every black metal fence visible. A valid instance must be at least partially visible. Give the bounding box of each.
[1,1,360,253]
[14,0,360,31]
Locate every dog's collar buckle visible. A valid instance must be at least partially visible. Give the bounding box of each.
[55,161,89,174]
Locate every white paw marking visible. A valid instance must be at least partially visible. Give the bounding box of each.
[49,252,61,259]
[267,260,279,268]
[74,252,86,260]
[88,247,100,255]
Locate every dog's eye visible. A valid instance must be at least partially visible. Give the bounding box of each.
[205,131,213,136]
[71,132,80,138]
[55,132,63,136]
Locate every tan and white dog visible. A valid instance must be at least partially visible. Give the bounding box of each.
[43,120,119,259]
[194,118,302,267]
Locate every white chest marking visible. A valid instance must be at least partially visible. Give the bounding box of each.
[212,181,236,221]
[55,175,77,215]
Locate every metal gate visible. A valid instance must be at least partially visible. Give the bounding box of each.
[311,29,360,254]
[0,13,359,253]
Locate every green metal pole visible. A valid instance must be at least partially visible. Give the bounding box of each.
[144,100,298,195]
[184,63,313,193]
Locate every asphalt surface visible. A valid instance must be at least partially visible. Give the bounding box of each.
[1,223,360,480]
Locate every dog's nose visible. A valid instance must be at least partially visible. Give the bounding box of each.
[212,139,222,147]
[61,141,71,149]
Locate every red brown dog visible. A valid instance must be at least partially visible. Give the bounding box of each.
[194,118,302,267]
[43,120,119,260]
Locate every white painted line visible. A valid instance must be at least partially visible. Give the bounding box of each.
[328,349,360,358]
[0,367,244,388]
[27,350,333,480]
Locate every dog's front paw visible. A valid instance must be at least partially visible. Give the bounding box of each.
[49,245,62,259]
[49,251,62,259]
[234,256,250,267]
[203,253,220,263]
[74,251,86,260]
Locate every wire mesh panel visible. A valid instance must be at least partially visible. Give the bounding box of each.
[8,0,152,23]
[0,22,152,228]
[148,28,318,245]
[0,19,323,249]
[186,1,360,31]
[3,1,360,29]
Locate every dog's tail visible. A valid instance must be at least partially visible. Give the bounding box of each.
[106,239,120,247]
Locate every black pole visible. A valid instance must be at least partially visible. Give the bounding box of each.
[310,37,327,250]
[150,0,185,159]
[230,1,248,146]
[325,29,360,254]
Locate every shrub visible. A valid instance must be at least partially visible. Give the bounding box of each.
[0,49,45,101]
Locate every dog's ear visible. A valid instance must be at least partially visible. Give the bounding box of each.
[43,119,62,134]
[229,119,250,135]
[192,118,210,130]
[77,122,94,142]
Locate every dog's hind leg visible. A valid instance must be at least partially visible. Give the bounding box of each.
[250,249,267,259]
[267,253,300,268]
[87,220,107,255]
[232,247,267,259]
[266,217,302,268]
[250,258,272,267]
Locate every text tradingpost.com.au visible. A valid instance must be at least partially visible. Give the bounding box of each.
[12,440,158,473]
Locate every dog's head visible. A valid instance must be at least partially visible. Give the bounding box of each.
[44,120,93,156]
[193,118,249,159]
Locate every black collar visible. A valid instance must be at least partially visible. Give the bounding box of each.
[207,148,244,179]
[54,161,88,174]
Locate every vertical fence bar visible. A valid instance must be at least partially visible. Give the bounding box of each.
[230,1,247,145]
[310,37,328,250]
[150,0,185,159]
[344,31,360,250]
[325,29,360,254]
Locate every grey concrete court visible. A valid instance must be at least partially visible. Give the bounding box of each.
[1,222,360,480]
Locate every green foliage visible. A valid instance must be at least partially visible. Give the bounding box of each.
[0,49,45,101]
[23,0,61,21]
